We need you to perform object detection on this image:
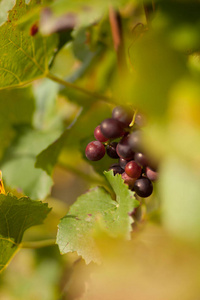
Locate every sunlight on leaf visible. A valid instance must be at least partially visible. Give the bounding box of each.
[0,193,51,272]
[0,0,57,89]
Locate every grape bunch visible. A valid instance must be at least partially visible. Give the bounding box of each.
[85,106,158,198]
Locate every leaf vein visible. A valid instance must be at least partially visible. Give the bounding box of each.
[8,38,44,73]
[0,67,21,83]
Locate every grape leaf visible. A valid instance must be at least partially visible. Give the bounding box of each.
[0,0,57,89]
[1,127,61,200]
[35,129,68,176]
[0,86,35,160]
[0,193,51,272]
[56,171,139,264]
[160,157,200,242]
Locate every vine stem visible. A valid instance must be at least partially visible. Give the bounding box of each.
[143,1,155,28]
[108,6,125,70]
[20,239,56,249]
[46,72,114,103]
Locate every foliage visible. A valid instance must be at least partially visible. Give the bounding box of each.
[0,0,200,299]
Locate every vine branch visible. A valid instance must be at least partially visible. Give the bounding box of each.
[108,6,124,69]
[20,239,56,249]
[47,72,114,103]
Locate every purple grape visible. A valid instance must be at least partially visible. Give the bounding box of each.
[134,113,146,127]
[134,177,153,198]
[119,158,131,169]
[109,164,124,175]
[146,167,158,181]
[116,134,135,160]
[112,106,133,127]
[134,152,149,167]
[94,125,109,142]
[100,118,125,139]
[85,141,105,161]
[125,160,142,178]
[106,142,119,159]
[129,130,142,152]
[121,172,136,188]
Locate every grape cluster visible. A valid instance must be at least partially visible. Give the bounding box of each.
[85,106,158,198]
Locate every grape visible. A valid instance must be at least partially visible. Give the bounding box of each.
[100,118,125,139]
[129,130,142,152]
[134,177,153,198]
[109,164,124,175]
[106,142,119,159]
[119,158,131,169]
[121,172,136,188]
[134,113,146,127]
[134,152,149,167]
[112,106,133,127]
[146,167,158,181]
[116,134,135,160]
[94,125,109,142]
[85,141,105,161]
[125,160,142,178]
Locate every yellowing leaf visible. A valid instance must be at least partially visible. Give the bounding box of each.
[0,171,5,195]
[0,0,57,89]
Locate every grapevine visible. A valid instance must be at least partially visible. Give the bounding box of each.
[0,0,199,299]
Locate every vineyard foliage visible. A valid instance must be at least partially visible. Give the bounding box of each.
[0,0,200,299]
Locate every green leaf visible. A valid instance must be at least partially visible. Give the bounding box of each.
[0,86,35,160]
[0,0,57,89]
[1,127,60,200]
[33,79,60,130]
[159,157,200,243]
[121,31,187,117]
[0,193,51,272]
[56,171,139,264]
[156,1,200,52]
[35,129,68,176]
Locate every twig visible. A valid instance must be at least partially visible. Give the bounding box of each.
[108,6,124,69]
[47,72,114,103]
[21,239,56,249]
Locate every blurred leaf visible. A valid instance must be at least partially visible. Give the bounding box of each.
[0,86,35,160]
[155,1,200,52]
[33,79,60,130]
[56,171,139,264]
[159,157,200,243]
[142,78,200,166]
[0,0,57,89]
[80,225,200,300]
[35,129,69,176]
[1,127,61,199]
[0,193,51,272]
[121,31,187,116]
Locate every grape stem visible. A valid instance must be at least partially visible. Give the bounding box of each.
[143,1,155,28]
[47,72,114,103]
[20,239,56,249]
